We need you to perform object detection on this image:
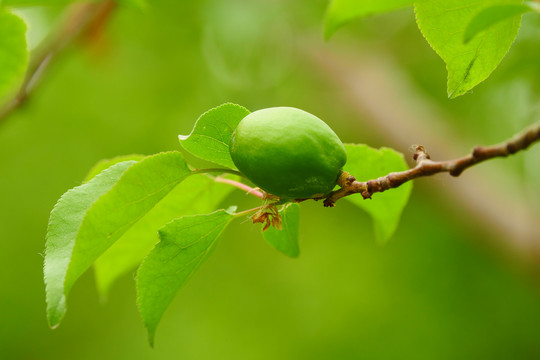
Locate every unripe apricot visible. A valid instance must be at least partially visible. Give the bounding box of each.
[230,107,347,199]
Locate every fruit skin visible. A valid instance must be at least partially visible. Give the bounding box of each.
[230,107,347,199]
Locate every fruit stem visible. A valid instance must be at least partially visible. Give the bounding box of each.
[214,177,264,199]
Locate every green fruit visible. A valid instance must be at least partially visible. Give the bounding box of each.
[230,107,347,199]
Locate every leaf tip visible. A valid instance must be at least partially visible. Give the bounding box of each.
[447,90,463,99]
[288,250,300,258]
[373,222,393,245]
[46,311,62,330]
[147,331,155,348]
[45,293,67,330]
[96,286,110,305]
[447,85,463,99]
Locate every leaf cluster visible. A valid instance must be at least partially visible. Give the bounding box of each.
[18,0,537,348]
[325,0,540,98]
[44,103,411,345]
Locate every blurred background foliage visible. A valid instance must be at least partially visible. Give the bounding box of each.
[1,0,540,358]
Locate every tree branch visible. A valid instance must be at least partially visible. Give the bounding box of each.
[305,42,540,259]
[323,121,540,207]
[0,0,116,125]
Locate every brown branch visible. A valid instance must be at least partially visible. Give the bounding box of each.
[0,0,116,125]
[304,41,540,257]
[322,121,540,207]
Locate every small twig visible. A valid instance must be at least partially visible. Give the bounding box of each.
[0,0,116,125]
[214,177,264,199]
[323,121,540,207]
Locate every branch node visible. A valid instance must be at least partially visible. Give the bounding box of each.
[361,190,372,200]
[472,146,484,159]
[337,171,353,187]
[413,145,431,163]
[323,198,335,207]
[506,142,518,155]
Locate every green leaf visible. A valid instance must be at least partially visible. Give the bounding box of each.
[324,0,413,39]
[44,161,136,328]
[93,174,234,297]
[179,103,250,169]
[343,144,412,243]
[0,9,27,100]
[464,3,537,43]
[47,151,192,328]
[415,0,523,98]
[262,203,300,258]
[84,154,146,182]
[136,209,235,346]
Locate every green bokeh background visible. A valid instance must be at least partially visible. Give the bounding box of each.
[1,0,540,359]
